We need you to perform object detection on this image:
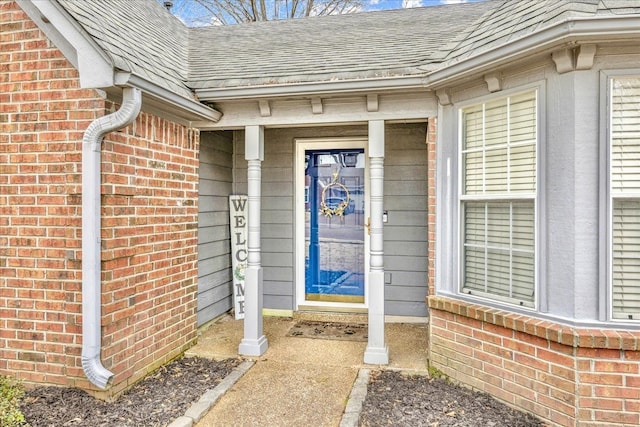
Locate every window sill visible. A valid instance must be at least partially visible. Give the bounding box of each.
[427,295,640,351]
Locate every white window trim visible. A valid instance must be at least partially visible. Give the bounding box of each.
[454,84,545,312]
[602,69,640,322]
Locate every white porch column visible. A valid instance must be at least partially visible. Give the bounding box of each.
[239,125,268,356]
[364,120,389,364]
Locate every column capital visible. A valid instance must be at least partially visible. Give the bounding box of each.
[368,120,385,158]
[245,125,264,161]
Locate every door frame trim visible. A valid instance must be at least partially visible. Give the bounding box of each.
[294,137,370,311]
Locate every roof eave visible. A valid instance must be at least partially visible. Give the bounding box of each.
[427,15,640,89]
[194,75,430,102]
[19,0,115,87]
[19,0,221,124]
[116,73,222,123]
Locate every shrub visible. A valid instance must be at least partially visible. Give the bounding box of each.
[0,375,29,427]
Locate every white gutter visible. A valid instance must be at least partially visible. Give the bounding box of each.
[194,75,428,101]
[81,87,142,390]
[116,73,222,122]
[426,15,640,88]
[195,16,640,103]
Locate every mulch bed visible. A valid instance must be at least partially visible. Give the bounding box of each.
[18,356,545,426]
[20,357,240,427]
[360,370,544,427]
[287,320,368,341]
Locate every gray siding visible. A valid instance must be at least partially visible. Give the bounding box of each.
[197,131,234,326]
[233,124,428,317]
[435,47,640,323]
[383,124,429,317]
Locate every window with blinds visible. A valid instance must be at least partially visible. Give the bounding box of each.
[610,76,640,320]
[460,90,537,307]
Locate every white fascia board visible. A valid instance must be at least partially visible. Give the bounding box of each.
[19,0,115,88]
[427,16,640,88]
[19,2,220,124]
[195,75,428,102]
[118,73,222,123]
[194,91,437,130]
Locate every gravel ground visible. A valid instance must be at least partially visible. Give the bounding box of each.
[360,370,544,427]
[20,357,240,427]
[19,358,543,427]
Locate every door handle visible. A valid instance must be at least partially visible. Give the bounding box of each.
[365,217,371,235]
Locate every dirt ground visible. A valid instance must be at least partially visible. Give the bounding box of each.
[19,358,543,427]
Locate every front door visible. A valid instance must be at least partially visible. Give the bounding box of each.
[296,139,368,309]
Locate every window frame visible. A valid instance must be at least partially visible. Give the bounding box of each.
[456,86,543,311]
[604,70,640,322]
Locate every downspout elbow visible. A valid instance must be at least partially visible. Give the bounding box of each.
[81,87,142,389]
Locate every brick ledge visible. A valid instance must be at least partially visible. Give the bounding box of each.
[428,295,640,351]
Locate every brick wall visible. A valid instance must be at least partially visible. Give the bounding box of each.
[1,1,200,397]
[428,297,640,426]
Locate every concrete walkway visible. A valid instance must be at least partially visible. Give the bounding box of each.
[183,314,428,427]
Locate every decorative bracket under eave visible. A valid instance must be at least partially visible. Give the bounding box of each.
[258,100,271,117]
[552,44,597,74]
[436,88,452,106]
[484,71,502,93]
[367,94,379,112]
[311,97,323,114]
[576,44,596,70]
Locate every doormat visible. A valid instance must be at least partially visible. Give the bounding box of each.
[287,321,368,342]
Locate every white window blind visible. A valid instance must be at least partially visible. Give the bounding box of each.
[611,77,640,320]
[460,90,537,307]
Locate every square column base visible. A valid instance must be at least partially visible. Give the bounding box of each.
[239,266,268,356]
[364,345,389,365]
[239,335,268,357]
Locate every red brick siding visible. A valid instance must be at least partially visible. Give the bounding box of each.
[96,110,200,396]
[428,296,640,426]
[1,1,199,396]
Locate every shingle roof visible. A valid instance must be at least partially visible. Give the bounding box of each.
[58,0,192,99]
[445,0,640,65]
[53,0,640,97]
[187,2,494,89]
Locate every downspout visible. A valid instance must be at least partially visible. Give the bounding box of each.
[82,87,142,389]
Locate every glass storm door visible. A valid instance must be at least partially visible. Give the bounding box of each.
[304,148,366,304]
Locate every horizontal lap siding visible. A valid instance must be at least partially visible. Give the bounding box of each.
[197,131,233,325]
[233,124,428,315]
[384,124,429,317]
[234,126,368,311]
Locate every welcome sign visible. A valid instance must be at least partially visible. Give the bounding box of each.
[229,195,248,320]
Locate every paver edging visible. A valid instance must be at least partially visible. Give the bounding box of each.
[167,359,255,427]
[339,368,370,427]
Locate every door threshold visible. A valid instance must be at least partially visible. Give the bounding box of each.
[294,307,368,324]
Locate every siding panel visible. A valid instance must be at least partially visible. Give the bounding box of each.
[197,131,234,326]
[383,124,429,317]
[232,124,428,317]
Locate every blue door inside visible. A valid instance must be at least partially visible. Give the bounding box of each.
[305,149,365,303]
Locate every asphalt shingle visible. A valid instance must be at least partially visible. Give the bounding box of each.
[58,0,192,99]
[53,0,640,96]
[445,0,640,65]
[187,2,494,89]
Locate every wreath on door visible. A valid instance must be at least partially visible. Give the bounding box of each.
[319,171,350,218]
